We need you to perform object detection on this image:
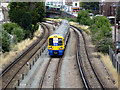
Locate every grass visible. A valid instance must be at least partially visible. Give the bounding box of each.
[1,25,42,69]
[69,22,91,35]
[99,53,119,88]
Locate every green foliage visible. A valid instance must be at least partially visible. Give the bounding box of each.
[96,38,113,53]
[31,23,39,36]
[20,12,32,30]
[90,16,112,53]
[0,29,10,52]
[8,2,45,38]
[9,9,24,25]
[31,2,46,25]
[23,30,31,39]
[77,10,91,25]
[34,24,39,31]
[3,23,20,34]
[80,2,99,11]
[87,10,92,13]
[91,16,111,29]
[69,18,77,22]
[11,27,24,42]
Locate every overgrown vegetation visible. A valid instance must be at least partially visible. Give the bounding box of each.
[11,27,25,42]
[8,2,45,37]
[3,23,20,34]
[77,10,91,26]
[0,29,10,52]
[77,10,113,53]
[2,2,45,53]
[90,16,113,53]
[80,2,99,14]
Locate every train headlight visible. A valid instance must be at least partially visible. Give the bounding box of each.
[59,47,62,50]
[49,47,52,50]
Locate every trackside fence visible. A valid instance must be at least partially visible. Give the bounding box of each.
[108,46,120,74]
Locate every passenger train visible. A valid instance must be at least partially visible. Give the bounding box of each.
[48,20,70,56]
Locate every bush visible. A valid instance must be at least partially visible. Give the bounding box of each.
[87,10,92,13]
[96,38,113,53]
[91,16,111,29]
[77,10,91,26]
[0,29,10,52]
[3,23,20,34]
[90,16,112,53]
[23,30,31,39]
[11,27,25,42]
[69,18,77,22]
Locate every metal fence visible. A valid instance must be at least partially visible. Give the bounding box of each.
[108,46,120,74]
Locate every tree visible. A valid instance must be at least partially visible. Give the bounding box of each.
[11,27,24,42]
[0,29,10,52]
[3,23,20,34]
[80,2,99,11]
[20,12,32,30]
[90,16,112,53]
[31,2,46,25]
[8,2,45,38]
[8,2,27,25]
[77,10,91,25]
[8,2,45,25]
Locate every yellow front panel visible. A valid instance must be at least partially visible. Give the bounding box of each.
[48,34,64,50]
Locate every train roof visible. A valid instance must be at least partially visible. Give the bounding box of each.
[49,34,63,38]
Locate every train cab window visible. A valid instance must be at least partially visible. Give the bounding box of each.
[49,38,53,45]
[58,38,62,46]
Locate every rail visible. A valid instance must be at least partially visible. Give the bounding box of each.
[71,25,105,89]
[1,23,50,89]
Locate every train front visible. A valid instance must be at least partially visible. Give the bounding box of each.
[48,34,64,56]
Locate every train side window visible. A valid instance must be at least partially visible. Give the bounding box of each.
[49,38,53,45]
[58,38,62,46]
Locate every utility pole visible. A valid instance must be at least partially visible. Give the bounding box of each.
[114,10,117,55]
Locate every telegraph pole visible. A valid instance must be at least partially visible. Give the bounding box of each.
[114,11,117,55]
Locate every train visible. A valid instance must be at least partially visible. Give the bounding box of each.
[48,20,70,56]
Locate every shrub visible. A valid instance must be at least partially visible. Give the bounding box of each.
[11,27,24,42]
[90,16,112,53]
[77,10,91,26]
[69,18,77,22]
[0,29,10,52]
[96,38,113,53]
[3,23,20,34]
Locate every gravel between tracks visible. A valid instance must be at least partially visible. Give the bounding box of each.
[18,47,50,88]
[59,29,84,88]
[75,28,101,88]
[82,31,117,88]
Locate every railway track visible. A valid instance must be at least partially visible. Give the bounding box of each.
[38,57,63,89]
[45,20,105,89]
[71,25,105,89]
[38,27,70,89]
[0,23,50,89]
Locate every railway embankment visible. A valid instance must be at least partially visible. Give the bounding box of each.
[70,21,119,88]
[1,25,43,70]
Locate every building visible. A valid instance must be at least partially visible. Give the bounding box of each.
[99,1,119,16]
[0,3,9,21]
